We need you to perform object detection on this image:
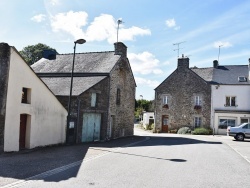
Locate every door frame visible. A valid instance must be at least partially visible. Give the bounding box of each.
[162,115,169,133]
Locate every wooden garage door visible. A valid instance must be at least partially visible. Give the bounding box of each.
[82,113,101,142]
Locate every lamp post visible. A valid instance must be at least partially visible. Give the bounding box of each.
[66,39,86,144]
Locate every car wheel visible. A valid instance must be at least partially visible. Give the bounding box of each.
[235,134,244,141]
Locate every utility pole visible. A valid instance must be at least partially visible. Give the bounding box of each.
[173,41,186,58]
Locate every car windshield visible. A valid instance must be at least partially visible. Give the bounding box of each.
[239,123,248,127]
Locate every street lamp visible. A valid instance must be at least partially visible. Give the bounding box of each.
[66,39,86,144]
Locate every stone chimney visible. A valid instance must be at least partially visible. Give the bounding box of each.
[177,54,189,69]
[114,42,127,58]
[213,60,219,68]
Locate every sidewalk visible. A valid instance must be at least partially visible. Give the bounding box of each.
[0,135,146,187]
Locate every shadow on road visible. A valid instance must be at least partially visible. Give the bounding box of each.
[0,135,222,185]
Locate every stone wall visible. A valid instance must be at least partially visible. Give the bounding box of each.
[155,58,211,132]
[0,43,10,146]
[109,56,136,138]
[57,77,110,142]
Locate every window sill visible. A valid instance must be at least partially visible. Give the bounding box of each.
[224,105,238,107]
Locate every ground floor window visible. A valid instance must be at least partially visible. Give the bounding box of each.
[194,117,201,128]
[218,118,236,129]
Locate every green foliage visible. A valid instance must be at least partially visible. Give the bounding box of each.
[177,127,191,134]
[135,99,154,112]
[192,127,212,135]
[19,43,57,65]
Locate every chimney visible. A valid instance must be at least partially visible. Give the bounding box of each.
[42,49,57,60]
[114,42,127,58]
[177,54,189,69]
[213,60,219,68]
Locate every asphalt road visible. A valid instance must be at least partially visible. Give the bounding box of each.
[4,129,250,188]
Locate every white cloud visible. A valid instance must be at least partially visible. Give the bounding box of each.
[50,11,88,39]
[31,14,46,23]
[135,77,160,88]
[213,41,233,48]
[49,0,60,6]
[166,18,176,28]
[50,11,151,43]
[128,52,163,75]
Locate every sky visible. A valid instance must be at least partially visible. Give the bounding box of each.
[1,0,250,100]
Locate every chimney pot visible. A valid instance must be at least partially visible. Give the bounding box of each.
[213,60,219,68]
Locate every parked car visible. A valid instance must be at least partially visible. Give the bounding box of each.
[227,123,250,141]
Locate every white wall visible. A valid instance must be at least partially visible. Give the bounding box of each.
[143,112,154,128]
[4,48,67,152]
[211,85,250,134]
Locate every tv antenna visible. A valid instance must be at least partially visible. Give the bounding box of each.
[117,19,124,43]
[218,45,223,63]
[173,41,186,57]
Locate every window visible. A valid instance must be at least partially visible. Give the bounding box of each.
[194,117,201,127]
[163,96,168,104]
[116,88,121,105]
[225,96,236,107]
[218,119,236,129]
[91,93,97,107]
[242,123,250,129]
[21,87,31,104]
[195,96,201,105]
[238,76,247,82]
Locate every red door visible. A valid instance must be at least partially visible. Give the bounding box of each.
[19,114,27,149]
[162,115,169,133]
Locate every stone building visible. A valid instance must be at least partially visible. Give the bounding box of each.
[32,42,136,143]
[0,43,67,152]
[154,55,211,132]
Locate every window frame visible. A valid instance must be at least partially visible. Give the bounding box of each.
[116,88,121,105]
[162,95,168,105]
[91,93,97,107]
[225,96,236,107]
[194,117,202,128]
[195,95,201,106]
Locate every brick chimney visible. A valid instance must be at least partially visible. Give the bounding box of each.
[177,54,189,69]
[114,42,127,58]
[213,60,219,68]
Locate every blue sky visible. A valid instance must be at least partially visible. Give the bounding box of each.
[1,0,250,100]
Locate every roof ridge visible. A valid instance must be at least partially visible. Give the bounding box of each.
[59,51,115,55]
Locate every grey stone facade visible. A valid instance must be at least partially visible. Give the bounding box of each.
[0,43,10,146]
[155,57,211,132]
[33,42,136,142]
[109,47,136,138]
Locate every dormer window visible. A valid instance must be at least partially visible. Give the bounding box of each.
[238,76,247,82]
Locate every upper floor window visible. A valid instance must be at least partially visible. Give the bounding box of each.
[163,96,168,104]
[195,96,201,105]
[21,87,31,104]
[225,96,236,107]
[194,117,201,128]
[91,93,97,107]
[116,88,121,105]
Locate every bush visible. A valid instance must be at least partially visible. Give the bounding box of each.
[177,127,191,134]
[192,127,212,135]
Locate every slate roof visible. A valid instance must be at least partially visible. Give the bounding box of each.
[31,51,121,96]
[191,65,250,85]
[41,77,107,96]
[32,51,120,73]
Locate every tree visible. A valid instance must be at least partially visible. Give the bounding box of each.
[134,99,154,119]
[19,43,57,65]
